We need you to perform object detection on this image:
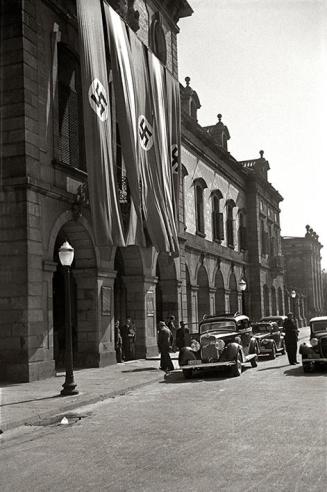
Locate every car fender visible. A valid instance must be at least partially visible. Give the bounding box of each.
[249,337,259,353]
[178,347,197,366]
[220,342,241,362]
[299,342,314,356]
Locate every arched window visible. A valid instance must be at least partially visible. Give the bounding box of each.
[149,12,167,65]
[261,219,267,256]
[58,44,85,170]
[211,190,224,242]
[271,286,277,315]
[278,287,283,314]
[263,285,270,316]
[194,178,207,236]
[238,210,247,251]
[226,200,236,248]
[229,272,238,314]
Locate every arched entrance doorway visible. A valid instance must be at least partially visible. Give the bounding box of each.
[229,272,238,314]
[215,270,225,314]
[156,252,178,323]
[263,285,270,315]
[52,221,97,369]
[186,265,192,327]
[114,248,127,326]
[197,265,210,320]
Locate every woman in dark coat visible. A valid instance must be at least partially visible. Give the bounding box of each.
[284,312,299,365]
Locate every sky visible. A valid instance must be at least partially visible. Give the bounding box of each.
[177,0,327,268]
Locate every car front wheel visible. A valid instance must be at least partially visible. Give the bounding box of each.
[231,352,242,377]
[182,369,193,379]
[250,356,258,368]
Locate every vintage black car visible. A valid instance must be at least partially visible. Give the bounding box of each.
[299,316,327,372]
[252,321,286,358]
[178,314,258,378]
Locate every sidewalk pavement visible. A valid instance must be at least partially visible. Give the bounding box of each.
[0,353,179,433]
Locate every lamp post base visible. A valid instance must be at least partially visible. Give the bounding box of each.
[60,382,79,396]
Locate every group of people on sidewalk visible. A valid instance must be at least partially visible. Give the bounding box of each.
[114,318,136,363]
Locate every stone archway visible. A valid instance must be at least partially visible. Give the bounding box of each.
[156,252,178,324]
[197,265,210,320]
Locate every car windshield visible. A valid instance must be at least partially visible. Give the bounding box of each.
[261,318,283,327]
[253,324,271,333]
[200,320,236,334]
[311,320,327,333]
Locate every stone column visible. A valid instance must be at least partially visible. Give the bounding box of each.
[122,275,158,358]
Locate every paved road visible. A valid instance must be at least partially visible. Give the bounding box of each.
[1,329,326,492]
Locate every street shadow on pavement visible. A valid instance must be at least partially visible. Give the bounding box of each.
[257,364,290,372]
[284,366,327,377]
[161,367,252,384]
[121,367,159,373]
[0,394,62,407]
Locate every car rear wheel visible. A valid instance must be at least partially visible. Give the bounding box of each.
[230,352,242,377]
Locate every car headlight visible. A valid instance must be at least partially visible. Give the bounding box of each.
[190,340,201,352]
[310,338,318,347]
[216,339,225,351]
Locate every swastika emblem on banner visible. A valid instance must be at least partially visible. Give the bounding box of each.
[88,79,108,122]
[138,115,153,151]
[171,144,179,173]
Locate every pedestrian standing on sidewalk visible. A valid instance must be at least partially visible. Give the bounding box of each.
[167,315,176,351]
[127,317,136,360]
[284,312,299,365]
[157,321,174,373]
[114,320,122,363]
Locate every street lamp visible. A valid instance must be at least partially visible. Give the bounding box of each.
[239,278,247,314]
[58,241,78,396]
[291,289,296,316]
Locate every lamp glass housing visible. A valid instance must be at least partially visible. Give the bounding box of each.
[58,241,74,266]
[291,290,296,298]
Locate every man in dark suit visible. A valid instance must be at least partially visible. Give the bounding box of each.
[157,321,174,373]
[284,312,299,365]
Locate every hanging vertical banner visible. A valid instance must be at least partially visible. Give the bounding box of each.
[76,0,125,246]
[147,52,179,256]
[165,69,181,217]
[103,4,143,232]
[128,29,173,253]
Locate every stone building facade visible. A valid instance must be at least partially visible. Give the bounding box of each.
[0,0,286,383]
[282,225,324,324]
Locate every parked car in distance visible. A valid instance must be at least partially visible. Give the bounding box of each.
[178,313,258,379]
[260,315,287,331]
[299,316,327,372]
[252,321,286,358]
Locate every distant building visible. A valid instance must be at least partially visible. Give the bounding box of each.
[180,79,285,327]
[282,225,324,324]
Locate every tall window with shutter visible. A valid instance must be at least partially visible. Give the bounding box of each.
[211,190,224,242]
[226,200,235,248]
[194,178,207,236]
[58,44,85,170]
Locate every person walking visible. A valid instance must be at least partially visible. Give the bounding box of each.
[284,312,299,365]
[157,321,174,373]
[176,321,187,351]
